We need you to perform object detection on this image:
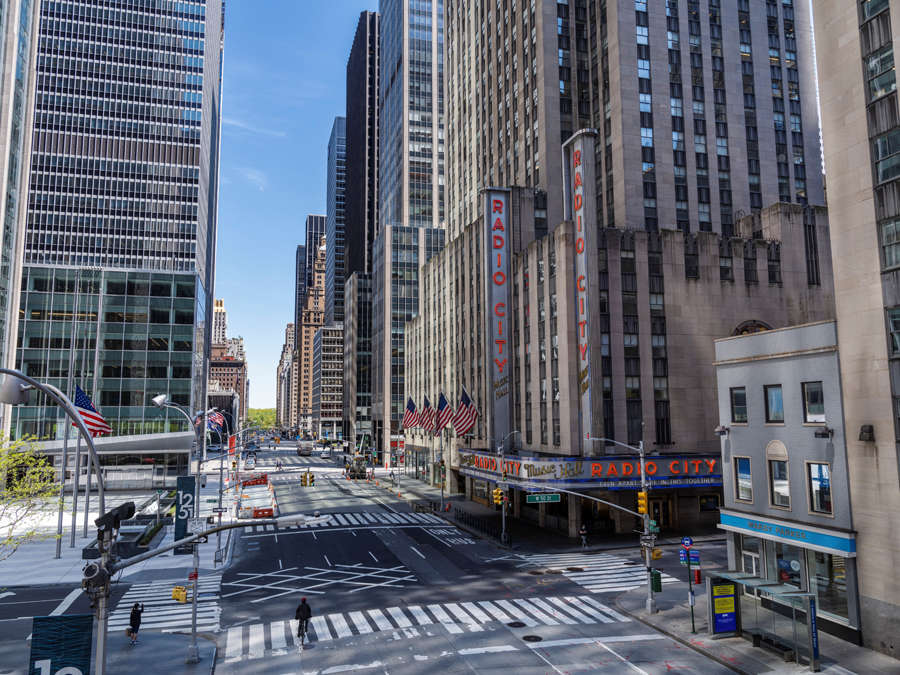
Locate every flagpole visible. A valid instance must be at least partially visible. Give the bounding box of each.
[55,270,80,559]
[70,293,89,548]
[85,269,104,537]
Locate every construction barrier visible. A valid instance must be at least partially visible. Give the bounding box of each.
[252,507,274,518]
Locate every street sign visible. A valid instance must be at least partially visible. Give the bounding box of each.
[681,536,693,549]
[526,493,561,504]
[679,549,701,565]
[188,517,207,535]
[212,507,227,514]
[205,498,218,503]
[174,475,196,555]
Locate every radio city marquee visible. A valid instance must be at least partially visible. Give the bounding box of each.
[484,188,512,446]
[458,450,723,490]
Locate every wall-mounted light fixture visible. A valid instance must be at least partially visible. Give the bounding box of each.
[714,425,730,438]
[813,426,834,439]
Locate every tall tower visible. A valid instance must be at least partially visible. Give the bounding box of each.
[212,299,227,344]
[12,0,224,439]
[325,116,347,325]
[812,0,900,655]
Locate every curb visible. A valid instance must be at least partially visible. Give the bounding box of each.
[612,594,748,675]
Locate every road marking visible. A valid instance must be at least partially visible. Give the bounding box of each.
[410,546,426,559]
[334,514,349,525]
[224,627,243,662]
[477,600,512,623]
[348,611,373,634]
[248,623,265,659]
[580,596,631,622]
[278,559,283,569]
[594,637,651,675]
[367,609,393,631]
[546,596,592,623]
[495,599,538,627]
[531,634,666,648]
[513,599,557,625]
[369,551,378,562]
[407,605,432,625]
[310,615,331,641]
[460,601,491,624]
[459,645,518,655]
[563,596,613,624]
[269,620,287,652]
[324,555,331,566]
[328,612,353,638]
[427,604,463,634]
[344,514,361,525]
[386,606,412,628]
[49,588,81,616]
[0,592,15,601]
[444,603,482,632]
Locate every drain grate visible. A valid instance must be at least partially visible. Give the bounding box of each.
[566,567,584,572]
[528,570,543,575]
[546,569,563,575]
[522,635,543,642]
[507,621,526,628]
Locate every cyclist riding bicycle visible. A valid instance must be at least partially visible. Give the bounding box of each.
[295,597,312,647]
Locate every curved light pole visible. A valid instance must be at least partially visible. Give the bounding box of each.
[0,369,106,517]
[496,430,520,545]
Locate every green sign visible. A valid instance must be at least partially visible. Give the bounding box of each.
[526,493,561,504]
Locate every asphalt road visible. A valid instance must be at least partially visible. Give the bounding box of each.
[215,444,732,674]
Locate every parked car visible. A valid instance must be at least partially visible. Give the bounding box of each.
[245,456,256,469]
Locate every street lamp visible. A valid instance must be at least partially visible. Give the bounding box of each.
[497,430,520,545]
[586,436,656,614]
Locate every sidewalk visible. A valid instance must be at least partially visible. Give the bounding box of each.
[104,631,216,675]
[615,579,900,674]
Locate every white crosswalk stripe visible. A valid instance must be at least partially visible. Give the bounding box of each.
[510,551,679,593]
[218,594,629,662]
[108,575,221,633]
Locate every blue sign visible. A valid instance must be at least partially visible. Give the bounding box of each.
[679,549,700,565]
[174,475,196,555]
[711,583,738,634]
[719,511,856,555]
[30,614,93,675]
[681,536,693,548]
[809,597,820,660]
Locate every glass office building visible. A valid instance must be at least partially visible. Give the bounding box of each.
[10,0,224,439]
[325,116,346,326]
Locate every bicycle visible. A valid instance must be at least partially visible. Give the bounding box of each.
[297,618,309,648]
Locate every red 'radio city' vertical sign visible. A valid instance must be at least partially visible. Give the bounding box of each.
[484,188,511,447]
[563,130,599,451]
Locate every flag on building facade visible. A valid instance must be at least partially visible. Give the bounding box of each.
[420,396,434,432]
[209,411,225,429]
[72,385,112,436]
[401,397,419,429]
[452,386,478,436]
[435,392,452,434]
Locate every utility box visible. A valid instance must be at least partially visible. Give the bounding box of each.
[651,569,662,593]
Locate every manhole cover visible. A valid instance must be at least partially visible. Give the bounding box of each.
[566,567,584,572]
[522,635,543,642]
[528,570,543,575]
[507,621,526,628]
[546,569,563,575]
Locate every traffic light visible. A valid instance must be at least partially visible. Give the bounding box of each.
[492,487,503,505]
[637,491,648,514]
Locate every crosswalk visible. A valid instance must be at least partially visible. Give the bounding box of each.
[221,594,629,663]
[108,575,222,633]
[244,510,447,535]
[512,552,679,594]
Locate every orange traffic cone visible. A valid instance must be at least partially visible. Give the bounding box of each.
[375,481,379,486]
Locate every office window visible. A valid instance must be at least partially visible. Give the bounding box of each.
[734,456,752,501]
[808,462,832,514]
[802,381,825,423]
[764,384,784,422]
[866,43,896,101]
[888,308,900,354]
[769,459,790,508]
[730,386,747,423]
[881,218,900,269]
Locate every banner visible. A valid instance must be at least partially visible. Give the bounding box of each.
[484,188,512,449]
[229,434,236,455]
[174,475,196,555]
[29,614,93,675]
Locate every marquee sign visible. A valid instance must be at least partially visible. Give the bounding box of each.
[484,188,512,448]
[562,130,601,452]
[458,449,722,490]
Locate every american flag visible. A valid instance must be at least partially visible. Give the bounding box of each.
[420,396,434,432]
[401,398,419,429]
[209,411,225,430]
[435,392,452,434]
[72,385,112,436]
[452,386,478,437]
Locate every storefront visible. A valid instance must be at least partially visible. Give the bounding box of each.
[457,449,723,536]
[719,508,861,642]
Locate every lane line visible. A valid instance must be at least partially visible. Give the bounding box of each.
[224,627,243,662]
[369,551,378,562]
[328,613,353,638]
[386,606,412,628]
[269,620,287,652]
[494,599,538,627]
[348,611,373,634]
[278,559,283,569]
[49,588,83,616]
[410,546,426,559]
[367,609,393,632]
[426,604,463,634]
[324,555,331,567]
[309,615,331,641]
[444,603,482,632]
[407,605,432,625]
[248,623,265,660]
[530,635,665,648]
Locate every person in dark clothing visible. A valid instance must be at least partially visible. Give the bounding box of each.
[129,603,145,645]
[579,523,588,549]
[295,597,312,647]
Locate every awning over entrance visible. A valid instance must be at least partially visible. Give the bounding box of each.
[718,509,856,557]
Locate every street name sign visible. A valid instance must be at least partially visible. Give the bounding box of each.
[526,493,561,504]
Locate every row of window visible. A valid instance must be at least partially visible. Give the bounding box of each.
[729,380,824,424]
[734,456,832,515]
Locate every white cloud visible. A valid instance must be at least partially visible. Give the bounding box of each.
[237,167,268,192]
[223,116,287,138]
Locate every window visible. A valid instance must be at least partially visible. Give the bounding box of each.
[862,0,890,20]
[774,542,803,588]
[802,381,825,423]
[889,308,900,354]
[734,457,752,501]
[730,387,748,423]
[764,385,784,422]
[872,128,900,183]
[809,552,849,619]
[808,462,832,514]
[881,218,900,269]
[769,459,790,508]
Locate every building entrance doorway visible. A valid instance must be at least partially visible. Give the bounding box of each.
[650,498,671,530]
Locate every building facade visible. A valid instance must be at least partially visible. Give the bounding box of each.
[212,298,227,344]
[312,325,343,440]
[343,272,373,450]
[714,320,860,643]
[275,323,294,427]
[295,243,306,335]
[209,340,248,422]
[325,116,346,326]
[298,236,326,433]
[11,0,224,439]
[345,10,379,279]
[811,0,900,656]
[0,0,39,432]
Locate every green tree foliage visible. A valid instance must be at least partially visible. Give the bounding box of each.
[1,436,59,561]
[247,408,275,429]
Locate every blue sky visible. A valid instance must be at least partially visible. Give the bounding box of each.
[216,1,377,408]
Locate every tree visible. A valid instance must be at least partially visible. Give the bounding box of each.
[1,436,59,562]
[247,408,275,429]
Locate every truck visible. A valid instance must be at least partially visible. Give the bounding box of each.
[296,441,312,457]
[346,454,368,480]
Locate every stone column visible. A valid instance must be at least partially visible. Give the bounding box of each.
[568,494,581,538]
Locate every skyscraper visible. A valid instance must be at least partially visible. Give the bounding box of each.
[0,0,38,433]
[812,0,900,654]
[294,243,306,335]
[298,236,326,434]
[11,0,224,438]
[345,11,380,278]
[325,116,347,325]
[372,0,446,455]
[303,215,326,290]
[212,298,227,344]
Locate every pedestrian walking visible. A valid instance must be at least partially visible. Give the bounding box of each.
[128,602,144,645]
[295,597,312,649]
[579,523,588,549]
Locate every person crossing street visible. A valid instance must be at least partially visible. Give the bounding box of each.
[295,597,312,649]
[128,602,145,646]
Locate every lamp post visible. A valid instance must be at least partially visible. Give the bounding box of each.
[0,369,106,518]
[586,436,655,614]
[497,430,520,545]
[150,394,213,663]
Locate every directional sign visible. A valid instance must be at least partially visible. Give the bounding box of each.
[679,549,701,566]
[681,536,693,549]
[526,493,561,504]
[212,507,227,514]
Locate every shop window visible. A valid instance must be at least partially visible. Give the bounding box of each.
[764,384,784,422]
[734,456,752,501]
[730,386,747,423]
[802,381,825,423]
[807,462,832,514]
[808,551,849,621]
[774,542,804,589]
[769,459,790,508]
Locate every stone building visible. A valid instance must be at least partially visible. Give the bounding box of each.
[297,236,326,434]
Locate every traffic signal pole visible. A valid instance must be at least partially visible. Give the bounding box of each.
[638,440,656,615]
